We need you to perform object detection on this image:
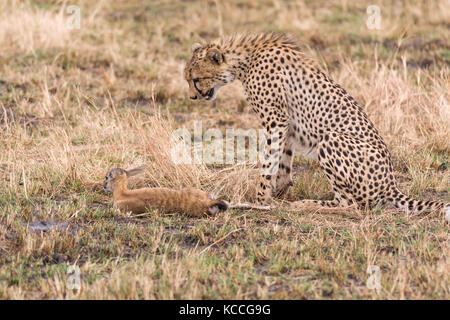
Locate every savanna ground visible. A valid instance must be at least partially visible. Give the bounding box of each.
[0,0,449,300]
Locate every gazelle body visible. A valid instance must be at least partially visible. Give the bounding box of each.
[103,166,227,216]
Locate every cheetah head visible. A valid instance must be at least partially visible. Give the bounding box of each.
[184,43,232,101]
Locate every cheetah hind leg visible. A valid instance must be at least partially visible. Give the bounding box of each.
[291,190,357,209]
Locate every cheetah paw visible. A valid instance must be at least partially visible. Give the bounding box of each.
[273,181,294,199]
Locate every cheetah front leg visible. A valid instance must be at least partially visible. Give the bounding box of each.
[256,123,289,205]
[273,129,296,198]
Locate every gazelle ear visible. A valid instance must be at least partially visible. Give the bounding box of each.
[207,48,224,64]
[192,43,202,52]
[126,165,147,177]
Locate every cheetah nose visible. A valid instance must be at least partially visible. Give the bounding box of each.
[190,95,198,100]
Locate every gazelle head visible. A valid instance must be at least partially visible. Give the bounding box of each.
[103,165,147,192]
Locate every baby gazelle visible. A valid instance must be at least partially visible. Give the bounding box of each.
[103,165,228,217]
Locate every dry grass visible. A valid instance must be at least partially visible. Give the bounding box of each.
[0,0,448,299]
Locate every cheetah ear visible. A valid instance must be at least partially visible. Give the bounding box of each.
[207,48,224,65]
[192,43,202,52]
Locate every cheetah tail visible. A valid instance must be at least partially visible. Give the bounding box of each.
[389,189,449,221]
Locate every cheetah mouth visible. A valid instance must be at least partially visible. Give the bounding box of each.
[204,88,216,101]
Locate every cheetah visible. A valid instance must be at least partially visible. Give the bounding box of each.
[184,33,450,219]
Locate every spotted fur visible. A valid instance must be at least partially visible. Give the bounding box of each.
[184,33,449,217]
